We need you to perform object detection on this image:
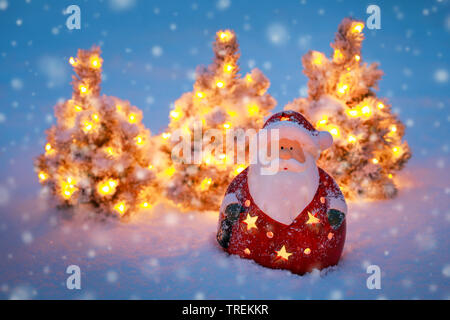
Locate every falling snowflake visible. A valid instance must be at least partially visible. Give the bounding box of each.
[216,0,231,11]
[266,23,289,46]
[434,69,448,83]
[152,45,163,57]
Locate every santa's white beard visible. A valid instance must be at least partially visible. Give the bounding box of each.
[248,154,319,225]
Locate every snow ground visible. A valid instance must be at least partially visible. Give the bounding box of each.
[0,157,449,300]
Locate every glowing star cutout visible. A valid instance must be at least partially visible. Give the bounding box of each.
[305,211,321,225]
[242,214,258,231]
[275,245,292,261]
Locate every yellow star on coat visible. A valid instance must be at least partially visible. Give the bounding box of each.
[275,245,292,261]
[305,211,321,225]
[242,214,258,230]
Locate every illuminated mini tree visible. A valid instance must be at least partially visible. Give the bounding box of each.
[160,30,276,211]
[35,46,161,217]
[285,18,411,199]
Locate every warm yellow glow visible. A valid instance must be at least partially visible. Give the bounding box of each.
[361,105,371,116]
[305,211,321,225]
[216,80,225,88]
[92,113,100,122]
[329,127,340,137]
[275,245,292,261]
[90,56,101,69]
[242,214,258,230]
[196,91,205,98]
[224,64,234,73]
[317,117,328,127]
[200,177,212,191]
[245,74,253,83]
[337,83,348,94]
[97,179,118,196]
[79,84,88,95]
[333,49,344,62]
[388,173,393,179]
[218,30,233,42]
[83,121,94,133]
[304,248,311,255]
[372,158,379,164]
[391,125,397,133]
[69,57,76,65]
[347,109,359,117]
[74,105,82,112]
[170,110,181,120]
[128,113,137,123]
[348,135,357,143]
[312,52,324,65]
[113,201,127,216]
[61,177,77,200]
[140,202,150,209]
[148,164,153,169]
[45,143,52,152]
[227,110,237,117]
[163,166,176,177]
[247,103,259,116]
[355,55,361,61]
[352,22,364,33]
[392,146,401,155]
[38,171,48,182]
[162,132,171,140]
[378,103,385,109]
[135,135,145,145]
[235,165,246,175]
[223,122,231,129]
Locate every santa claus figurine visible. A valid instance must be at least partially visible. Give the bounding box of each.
[217,110,347,275]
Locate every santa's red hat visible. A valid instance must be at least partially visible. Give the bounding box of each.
[262,111,333,154]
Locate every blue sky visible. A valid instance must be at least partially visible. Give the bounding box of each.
[0,0,449,180]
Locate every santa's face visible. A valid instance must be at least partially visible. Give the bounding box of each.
[248,137,320,225]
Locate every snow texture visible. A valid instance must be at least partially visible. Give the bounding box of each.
[0,159,448,299]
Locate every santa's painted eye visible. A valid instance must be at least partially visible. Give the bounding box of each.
[281,146,284,150]
[290,147,293,150]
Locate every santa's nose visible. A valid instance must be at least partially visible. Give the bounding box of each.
[279,139,306,163]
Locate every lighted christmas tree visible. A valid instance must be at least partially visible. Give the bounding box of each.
[35,46,161,217]
[160,30,276,211]
[285,18,411,200]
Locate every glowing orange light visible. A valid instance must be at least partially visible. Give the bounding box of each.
[352,22,364,33]
[140,202,150,209]
[392,146,401,155]
[90,56,101,68]
[223,122,231,129]
[337,83,348,94]
[128,113,137,123]
[97,179,118,196]
[388,173,393,179]
[348,135,356,143]
[218,30,233,42]
[135,135,144,145]
[329,127,340,137]
[45,143,52,152]
[224,64,234,73]
[378,103,385,109]
[196,91,205,98]
[216,80,224,88]
[162,132,171,140]
[312,52,324,65]
[83,121,94,133]
[74,105,82,112]
[113,201,127,215]
[235,165,246,175]
[79,84,88,95]
[304,248,311,255]
[333,49,344,62]
[69,57,76,65]
[355,55,361,61]
[200,177,212,191]
[361,105,371,117]
[61,177,77,200]
[391,125,397,133]
[244,248,251,255]
[162,166,176,177]
[38,171,48,182]
[246,74,253,83]
[347,109,359,117]
[170,110,181,120]
[372,158,379,164]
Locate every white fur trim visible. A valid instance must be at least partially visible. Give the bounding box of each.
[264,121,332,152]
[328,197,347,215]
[220,192,239,214]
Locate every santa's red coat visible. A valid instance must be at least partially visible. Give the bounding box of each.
[218,167,346,275]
